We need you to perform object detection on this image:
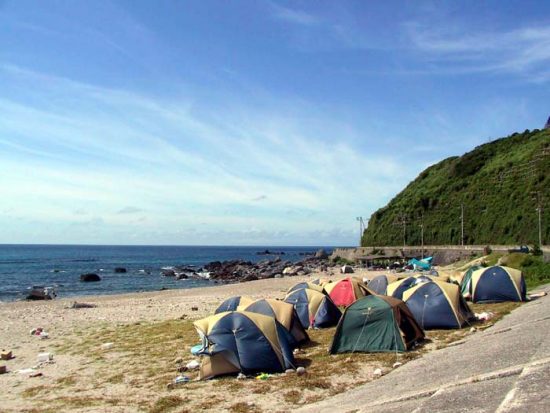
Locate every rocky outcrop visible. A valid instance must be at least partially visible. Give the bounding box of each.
[80,273,101,282]
[203,255,331,283]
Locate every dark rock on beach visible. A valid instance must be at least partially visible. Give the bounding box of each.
[80,273,101,282]
[161,269,176,277]
[114,267,127,273]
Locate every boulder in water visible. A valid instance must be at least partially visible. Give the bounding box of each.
[80,273,101,282]
[114,267,127,273]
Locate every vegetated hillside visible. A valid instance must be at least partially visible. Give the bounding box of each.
[362,128,550,246]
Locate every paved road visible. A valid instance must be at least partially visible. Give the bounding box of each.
[298,285,550,413]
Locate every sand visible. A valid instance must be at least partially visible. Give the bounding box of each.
[1,268,376,412]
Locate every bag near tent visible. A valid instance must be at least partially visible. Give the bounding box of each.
[323,277,373,307]
[403,280,474,330]
[237,298,309,347]
[214,296,254,314]
[193,311,296,379]
[330,295,424,354]
[284,288,341,328]
[470,266,527,303]
[367,274,400,295]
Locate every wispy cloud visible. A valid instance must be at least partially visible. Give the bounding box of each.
[117,206,144,214]
[407,23,550,81]
[269,2,319,26]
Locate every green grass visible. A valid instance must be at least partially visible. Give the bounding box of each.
[362,129,550,246]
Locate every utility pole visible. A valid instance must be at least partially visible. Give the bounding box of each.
[395,213,408,247]
[531,191,544,247]
[460,203,464,246]
[356,217,365,247]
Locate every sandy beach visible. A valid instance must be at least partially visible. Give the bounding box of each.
[0,268,359,412]
[0,267,517,413]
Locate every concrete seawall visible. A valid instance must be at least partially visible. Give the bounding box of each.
[331,245,550,265]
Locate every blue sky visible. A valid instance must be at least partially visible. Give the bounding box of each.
[0,1,549,246]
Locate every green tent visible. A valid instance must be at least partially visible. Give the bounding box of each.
[329,295,424,354]
[460,265,482,299]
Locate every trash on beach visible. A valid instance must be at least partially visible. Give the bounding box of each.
[191,306,199,311]
[1,350,13,360]
[39,331,49,339]
[185,360,200,370]
[190,344,202,355]
[167,375,190,389]
[30,327,49,338]
[475,312,494,321]
[18,368,35,375]
[29,372,43,378]
[373,368,383,378]
[237,372,247,380]
[256,372,270,380]
[0,365,7,374]
[284,369,295,374]
[101,342,114,350]
[528,291,547,299]
[37,353,53,363]
[392,362,403,369]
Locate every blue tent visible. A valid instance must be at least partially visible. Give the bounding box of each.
[284,288,341,328]
[470,266,527,303]
[214,296,253,314]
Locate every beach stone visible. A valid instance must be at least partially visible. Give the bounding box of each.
[161,269,176,277]
[80,273,101,282]
[296,367,306,376]
[114,267,127,273]
[285,369,295,374]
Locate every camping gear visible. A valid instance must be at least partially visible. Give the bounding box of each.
[237,298,309,347]
[470,266,527,303]
[386,277,419,300]
[323,277,373,307]
[403,280,474,329]
[214,296,254,314]
[460,265,483,299]
[367,274,400,295]
[287,282,326,295]
[330,295,424,354]
[284,288,341,328]
[193,311,296,379]
[409,256,432,271]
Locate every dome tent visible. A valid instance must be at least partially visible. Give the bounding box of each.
[237,298,309,347]
[403,280,474,329]
[284,288,341,328]
[214,296,254,314]
[193,311,296,379]
[323,277,373,307]
[460,265,483,299]
[330,295,424,354]
[287,282,326,295]
[367,274,400,295]
[470,266,527,303]
[386,277,420,300]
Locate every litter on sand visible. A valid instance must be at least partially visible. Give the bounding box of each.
[37,353,53,363]
[256,373,270,380]
[185,360,200,370]
[1,350,14,360]
[475,312,494,321]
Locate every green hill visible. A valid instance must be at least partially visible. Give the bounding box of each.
[362,128,550,246]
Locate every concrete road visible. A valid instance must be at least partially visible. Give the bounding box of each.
[298,285,550,413]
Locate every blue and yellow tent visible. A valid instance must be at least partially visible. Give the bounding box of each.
[215,296,254,314]
[403,280,474,329]
[470,266,527,303]
[284,288,341,328]
[194,311,296,379]
[367,274,399,295]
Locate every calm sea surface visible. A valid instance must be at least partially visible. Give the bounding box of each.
[0,244,334,302]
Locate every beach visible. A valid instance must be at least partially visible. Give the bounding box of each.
[0,267,519,413]
[0,268,354,412]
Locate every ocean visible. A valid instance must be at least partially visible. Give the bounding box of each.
[0,244,333,302]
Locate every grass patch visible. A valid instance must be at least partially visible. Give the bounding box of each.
[228,402,262,413]
[150,395,187,413]
[21,385,49,398]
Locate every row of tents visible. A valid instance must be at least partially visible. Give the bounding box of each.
[191,265,527,379]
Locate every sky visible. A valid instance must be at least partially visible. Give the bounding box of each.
[0,1,549,246]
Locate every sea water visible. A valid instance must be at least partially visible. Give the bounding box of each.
[0,244,332,301]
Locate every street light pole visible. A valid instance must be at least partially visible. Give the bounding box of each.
[356,217,365,247]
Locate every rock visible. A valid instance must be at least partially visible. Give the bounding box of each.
[282,267,296,275]
[80,273,101,282]
[373,368,383,377]
[315,249,328,259]
[393,362,403,368]
[284,369,295,374]
[174,357,183,364]
[114,267,127,273]
[274,274,283,278]
[296,367,306,376]
[161,269,176,277]
[175,273,188,280]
